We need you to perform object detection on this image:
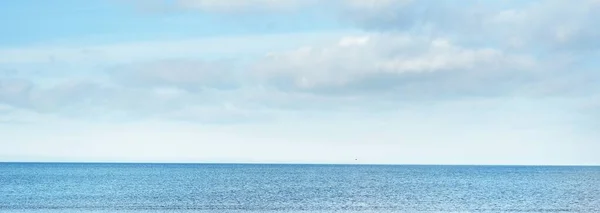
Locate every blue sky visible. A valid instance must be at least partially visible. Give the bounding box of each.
[1,0,599,165]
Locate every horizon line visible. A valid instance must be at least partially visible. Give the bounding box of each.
[1,161,598,167]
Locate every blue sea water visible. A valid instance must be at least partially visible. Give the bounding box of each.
[0,163,599,213]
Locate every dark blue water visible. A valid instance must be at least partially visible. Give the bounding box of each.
[0,163,599,213]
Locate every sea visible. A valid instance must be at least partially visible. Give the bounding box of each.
[0,163,599,213]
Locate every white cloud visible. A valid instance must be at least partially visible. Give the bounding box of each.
[253,34,535,89]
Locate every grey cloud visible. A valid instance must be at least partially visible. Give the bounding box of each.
[111,59,240,91]
[1,57,269,123]
[131,0,600,53]
[251,34,537,100]
[4,0,598,123]
[524,67,600,98]
[345,0,600,52]
[0,75,276,124]
[28,81,107,113]
[0,79,34,108]
[0,79,109,113]
[342,0,477,32]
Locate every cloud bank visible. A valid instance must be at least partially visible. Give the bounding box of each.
[1,0,599,164]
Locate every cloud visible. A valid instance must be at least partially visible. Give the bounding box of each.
[483,0,600,51]
[345,0,600,51]
[2,0,598,125]
[0,29,586,124]
[0,78,112,115]
[252,33,536,99]
[111,59,239,91]
[0,78,247,123]
[0,79,33,108]
[2,0,599,165]
[154,0,600,52]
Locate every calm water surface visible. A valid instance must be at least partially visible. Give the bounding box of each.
[1,163,599,213]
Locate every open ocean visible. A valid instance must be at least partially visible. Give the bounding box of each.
[0,163,599,213]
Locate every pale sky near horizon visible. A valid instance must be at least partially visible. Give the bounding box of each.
[1,0,599,165]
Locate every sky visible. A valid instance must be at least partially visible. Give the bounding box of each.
[1,0,599,165]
